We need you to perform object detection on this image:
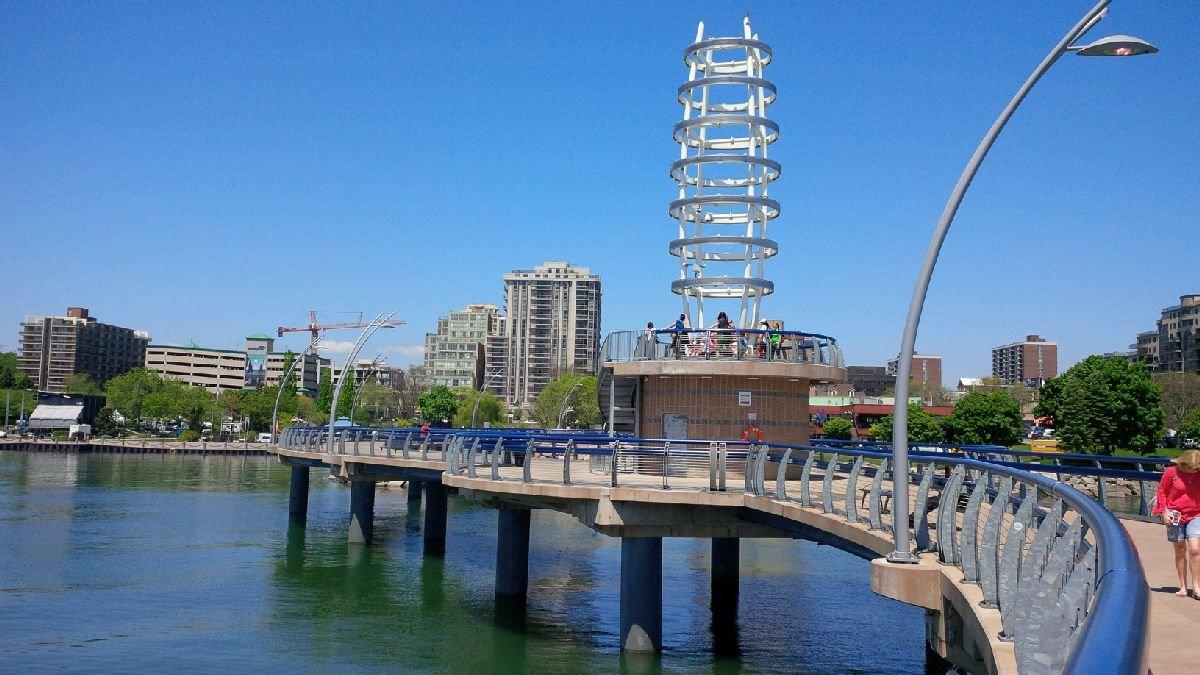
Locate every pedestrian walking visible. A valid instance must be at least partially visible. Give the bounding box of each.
[1152,450,1200,597]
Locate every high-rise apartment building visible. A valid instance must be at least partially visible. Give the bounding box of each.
[1154,294,1200,373]
[145,335,328,394]
[18,307,148,392]
[1135,330,1160,365]
[992,335,1058,386]
[493,261,601,408]
[423,304,502,389]
[886,352,943,391]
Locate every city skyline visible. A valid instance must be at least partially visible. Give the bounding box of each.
[2,3,1196,386]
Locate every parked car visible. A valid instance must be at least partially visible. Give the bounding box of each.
[256,432,273,443]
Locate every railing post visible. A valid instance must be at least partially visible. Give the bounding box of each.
[611,442,619,487]
[563,439,574,485]
[718,442,727,491]
[662,442,671,490]
[709,442,718,491]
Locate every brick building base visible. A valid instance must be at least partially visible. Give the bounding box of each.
[638,374,811,444]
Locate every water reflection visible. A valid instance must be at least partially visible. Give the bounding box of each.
[1,451,926,674]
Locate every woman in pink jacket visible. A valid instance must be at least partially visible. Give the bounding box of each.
[1153,450,1200,597]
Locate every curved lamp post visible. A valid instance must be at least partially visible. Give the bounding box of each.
[327,311,399,455]
[889,0,1155,562]
[270,341,321,443]
[557,379,585,429]
[470,368,505,428]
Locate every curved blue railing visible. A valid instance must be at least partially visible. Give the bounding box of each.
[278,425,1151,673]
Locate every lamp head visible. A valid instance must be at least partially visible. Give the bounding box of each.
[1073,35,1158,57]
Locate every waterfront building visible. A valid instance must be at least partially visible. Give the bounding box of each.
[991,334,1057,386]
[145,335,327,394]
[323,359,402,390]
[494,262,601,409]
[423,304,502,390]
[810,395,951,439]
[886,352,943,391]
[1136,330,1160,365]
[18,307,149,392]
[1152,294,1200,373]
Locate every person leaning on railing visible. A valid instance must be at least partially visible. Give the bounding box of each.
[1152,449,1200,598]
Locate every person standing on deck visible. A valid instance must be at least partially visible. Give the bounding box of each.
[1152,450,1200,598]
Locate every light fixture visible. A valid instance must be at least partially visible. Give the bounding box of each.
[1071,34,1157,57]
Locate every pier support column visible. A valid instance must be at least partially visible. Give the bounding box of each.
[710,537,739,610]
[288,465,310,524]
[407,479,424,507]
[496,508,531,597]
[348,481,376,544]
[620,537,662,652]
[424,481,448,556]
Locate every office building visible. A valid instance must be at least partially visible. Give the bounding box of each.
[145,335,327,394]
[992,335,1058,386]
[886,352,943,391]
[323,359,403,390]
[422,304,502,389]
[18,307,149,392]
[494,261,601,408]
[1135,330,1160,365]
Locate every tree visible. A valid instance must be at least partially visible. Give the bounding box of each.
[335,366,355,420]
[453,387,504,427]
[0,352,33,390]
[315,368,334,415]
[1153,372,1200,432]
[92,407,121,436]
[531,374,599,429]
[398,365,429,420]
[868,403,943,443]
[63,373,103,396]
[942,391,1024,446]
[104,368,166,424]
[1037,356,1162,455]
[418,385,458,423]
[821,416,853,439]
[1180,409,1200,444]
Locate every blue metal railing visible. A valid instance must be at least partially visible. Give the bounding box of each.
[278,425,1151,673]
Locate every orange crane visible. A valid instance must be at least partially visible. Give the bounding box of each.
[276,310,405,350]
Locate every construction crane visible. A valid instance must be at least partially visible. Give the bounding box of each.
[276,310,405,350]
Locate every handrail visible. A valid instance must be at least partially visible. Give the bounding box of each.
[597,328,845,368]
[275,425,1149,672]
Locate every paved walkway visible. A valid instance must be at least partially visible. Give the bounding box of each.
[1124,518,1200,675]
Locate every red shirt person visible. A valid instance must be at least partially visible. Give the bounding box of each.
[741,423,763,442]
[1151,450,1200,597]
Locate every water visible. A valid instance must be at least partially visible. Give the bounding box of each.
[0,451,925,673]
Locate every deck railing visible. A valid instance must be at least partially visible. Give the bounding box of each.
[597,328,844,368]
[277,426,1150,674]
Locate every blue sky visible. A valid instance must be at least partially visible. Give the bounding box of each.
[2,2,1196,384]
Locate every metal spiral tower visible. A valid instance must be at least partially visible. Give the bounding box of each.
[670,16,779,329]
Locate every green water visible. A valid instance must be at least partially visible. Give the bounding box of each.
[0,451,925,673]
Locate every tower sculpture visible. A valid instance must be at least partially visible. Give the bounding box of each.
[671,16,779,329]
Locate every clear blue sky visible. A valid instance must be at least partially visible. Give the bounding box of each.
[2,2,1196,384]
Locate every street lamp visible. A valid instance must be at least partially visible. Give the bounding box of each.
[889,0,1155,563]
[557,379,585,429]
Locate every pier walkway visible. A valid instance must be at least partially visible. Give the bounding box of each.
[273,428,1158,674]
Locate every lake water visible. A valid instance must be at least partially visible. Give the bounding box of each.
[0,451,926,673]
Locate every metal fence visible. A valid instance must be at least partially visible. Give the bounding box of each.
[277,426,1148,674]
[598,328,844,368]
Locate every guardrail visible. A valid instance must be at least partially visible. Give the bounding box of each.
[277,426,1148,673]
[598,328,844,368]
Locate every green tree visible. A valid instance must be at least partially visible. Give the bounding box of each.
[942,391,1024,446]
[335,366,355,420]
[418,385,458,423]
[358,380,399,424]
[1180,408,1200,444]
[63,373,103,396]
[453,387,505,427]
[868,403,943,443]
[531,374,599,429]
[821,416,853,439]
[279,350,299,408]
[1153,372,1200,432]
[104,368,166,424]
[92,407,121,436]
[1036,356,1162,454]
[0,352,33,390]
[315,368,334,415]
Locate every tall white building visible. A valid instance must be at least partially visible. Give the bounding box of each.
[493,261,602,408]
[423,304,502,389]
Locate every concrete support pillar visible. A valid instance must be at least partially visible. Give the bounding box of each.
[495,508,531,597]
[288,465,310,524]
[424,481,448,556]
[348,481,376,544]
[620,537,662,652]
[710,537,739,609]
[407,479,424,507]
